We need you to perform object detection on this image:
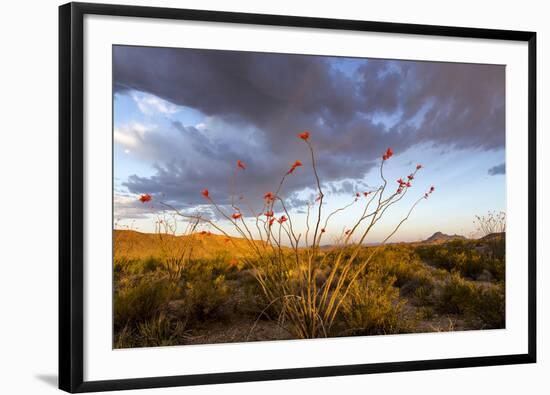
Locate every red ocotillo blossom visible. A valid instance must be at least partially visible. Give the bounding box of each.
[265,210,274,217]
[416,164,423,170]
[287,160,303,175]
[236,159,246,170]
[201,189,210,199]
[383,147,394,161]
[231,212,242,220]
[268,217,275,227]
[139,194,152,203]
[278,215,288,224]
[264,192,275,203]
[298,131,310,140]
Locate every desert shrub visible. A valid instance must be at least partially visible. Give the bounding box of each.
[455,252,486,279]
[339,269,407,336]
[136,313,191,347]
[114,324,135,348]
[417,242,493,280]
[397,266,434,303]
[432,268,449,281]
[437,273,505,328]
[370,247,435,304]
[114,278,175,329]
[114,313,191,348]
[114,257,159,282]
[484,257,505,282]
[181,263,231,321]
[438,273,476,314]
[416,306,435,320]
[466,282,505,328]
[113,257,129,276]
[142,256,162,273]
[411,278,435,303]
[113,257,142,281]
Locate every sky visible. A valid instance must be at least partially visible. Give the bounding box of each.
[113,45,505,243]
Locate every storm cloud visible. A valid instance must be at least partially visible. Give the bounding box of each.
[113,46,505,213]
[488,163,506,175]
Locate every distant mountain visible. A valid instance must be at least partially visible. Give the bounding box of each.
[422,231,466,244]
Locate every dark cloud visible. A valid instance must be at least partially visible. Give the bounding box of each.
[488,163,506,176]
[113,46,505,212]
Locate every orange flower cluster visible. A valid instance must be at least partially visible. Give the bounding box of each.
[236,159,246,170]
[382,147,394,161]
[298,131,310,140]
[287,160,303,175]
[396,177,412,194]
[264,192,275,203]
[139,194,152,203]
[232,212,242,220]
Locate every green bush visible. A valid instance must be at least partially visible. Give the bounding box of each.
[416,239,505,281]
[136,313,190,347]
[438,273,476,314]
[142,256,162,273]
[466,283,505,328]
[369,247,435,304]
[339,269,407,336]
[114,313,190,348]
[437,274,505,328]
[114,279,175,329]
[181,262,231,322]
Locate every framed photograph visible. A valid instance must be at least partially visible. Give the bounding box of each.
[59,2,537,392]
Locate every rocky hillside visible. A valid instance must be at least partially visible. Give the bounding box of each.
[114,229,270,260]
[422,231,466,244]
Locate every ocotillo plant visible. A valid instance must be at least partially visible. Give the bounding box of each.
[142,131,434,338]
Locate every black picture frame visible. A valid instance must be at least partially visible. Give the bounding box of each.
[59,2,537,393]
